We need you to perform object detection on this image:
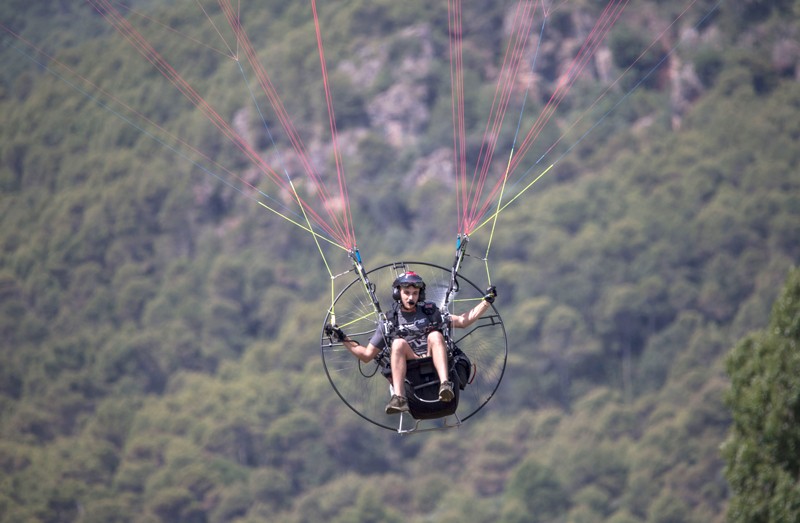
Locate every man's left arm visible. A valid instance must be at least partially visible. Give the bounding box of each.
[451,286,497,328]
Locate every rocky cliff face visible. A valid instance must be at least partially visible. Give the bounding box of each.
[361,24,436,149]
[350,3,798,148]
[252,3,799,193]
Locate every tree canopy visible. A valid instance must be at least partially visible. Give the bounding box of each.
[1,1,799,522]
[723,268,800,523]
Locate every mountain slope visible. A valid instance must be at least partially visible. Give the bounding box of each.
[1,1,798,522]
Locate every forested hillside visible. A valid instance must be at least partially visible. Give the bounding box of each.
[1,1,799,522]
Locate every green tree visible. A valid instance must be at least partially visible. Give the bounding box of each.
[501,457,570,523]
[722,268,800,522]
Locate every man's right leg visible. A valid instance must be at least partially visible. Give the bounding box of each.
[390,339,411,397]
[385,339,415,414]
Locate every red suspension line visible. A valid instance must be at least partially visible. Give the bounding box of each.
[508,0,628,177]
[538,0,697,163]
[311,0,356,249]
[109,0,237,60]
[7,21,267,201]
[465,0,628,230]
[449,0,468,234]
[89,0,345,242]
[465,0,537,231]
[217,0,353,246]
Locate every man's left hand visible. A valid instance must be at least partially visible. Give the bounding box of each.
[483,286,498,304]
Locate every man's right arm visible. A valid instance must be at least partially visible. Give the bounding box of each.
[326,323,383,363]
[342,338,381,363]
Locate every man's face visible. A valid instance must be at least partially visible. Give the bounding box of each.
[399,285,420,310]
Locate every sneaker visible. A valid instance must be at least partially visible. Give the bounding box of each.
[438,381,454,402]
[385,394,409,414]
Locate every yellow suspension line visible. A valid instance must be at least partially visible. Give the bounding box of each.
[280,177,358,331]
[255,199,346,251]
[282,179,345,317]
[479,146,516,286]
[473,162,554,233]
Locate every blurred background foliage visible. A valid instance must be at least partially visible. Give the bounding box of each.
[1,0,799,521]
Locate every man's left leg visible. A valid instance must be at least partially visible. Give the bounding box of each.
[427,331,454,402]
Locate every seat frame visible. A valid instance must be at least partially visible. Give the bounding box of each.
[389,355,463,434]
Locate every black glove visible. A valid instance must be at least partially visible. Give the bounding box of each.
[483,286,497,304]
[324,324,347,343]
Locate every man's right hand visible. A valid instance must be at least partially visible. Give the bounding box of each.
[324,324,347,343]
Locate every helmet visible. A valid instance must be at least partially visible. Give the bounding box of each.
[392,271,426,302]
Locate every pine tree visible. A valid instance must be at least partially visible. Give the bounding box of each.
[723,268,800,522]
